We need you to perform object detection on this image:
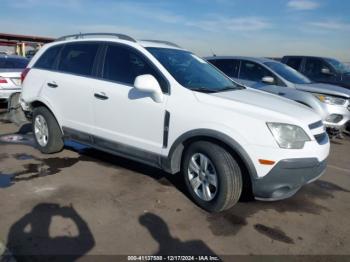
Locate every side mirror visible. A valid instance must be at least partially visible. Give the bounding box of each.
[262,76,275,84]
[321,68,332,75]
[134,74,164,103]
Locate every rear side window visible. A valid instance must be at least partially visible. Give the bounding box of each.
[58,43,98,76]
[304,58,333,76]
[34,45,62,70]
[102,44,167,92]
[0,58,28,69]
[239,61,273,81]
[210,59,239,78]
[285,57,302,70]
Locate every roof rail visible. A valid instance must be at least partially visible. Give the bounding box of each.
[141,39,181,48]
[55,33,136,42]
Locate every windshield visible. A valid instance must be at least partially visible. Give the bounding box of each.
[146,48,242,92]
[0,57,29,69]
[325,58,350,74]
[264,61,312,84]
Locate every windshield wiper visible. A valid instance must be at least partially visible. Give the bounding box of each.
[214,85,245,92]
[190,88,218,93]
[191,85,245,93]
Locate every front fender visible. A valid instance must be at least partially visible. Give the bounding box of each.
[162,128,258,180]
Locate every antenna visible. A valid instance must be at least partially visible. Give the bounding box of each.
[210,48,216,57]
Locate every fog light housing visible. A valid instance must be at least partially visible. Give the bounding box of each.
[326,114,343,123]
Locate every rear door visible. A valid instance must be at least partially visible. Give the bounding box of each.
[302,57,337,84]
[39,42,100,134]
[284,57,303,71]
[92,43,168,155]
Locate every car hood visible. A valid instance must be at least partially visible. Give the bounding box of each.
[295,83,350,98]
[196,88,321,125]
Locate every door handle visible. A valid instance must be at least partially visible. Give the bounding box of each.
[47,82,58,88]
[94,92,109,100]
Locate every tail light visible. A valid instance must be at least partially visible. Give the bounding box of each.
[21,68,30,83]
[0,77,8,84]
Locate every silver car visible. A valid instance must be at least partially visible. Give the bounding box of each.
[206,56,350,134]
[0,54,29,101]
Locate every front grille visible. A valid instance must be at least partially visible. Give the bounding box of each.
[309,120,323,130]
[314,132,328,145]
[309,120,328,145]
[326,114,343,123]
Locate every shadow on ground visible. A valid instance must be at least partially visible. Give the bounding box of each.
[139,212,217,256]
[0,102,9,123]
[0,123,34,146]
[6,203,95,262]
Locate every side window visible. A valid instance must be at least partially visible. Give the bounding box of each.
[211,59,239,78]
[103,44,167,92]
[286,57,302,70]
[58,43,98,76]
[34,45,62,70]
[304,58,332,77]
[239,61,272,81]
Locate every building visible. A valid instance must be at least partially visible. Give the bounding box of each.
[0,32,54,57]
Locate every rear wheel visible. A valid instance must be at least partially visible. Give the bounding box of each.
[32,106,64,154]
[182,141,242,212]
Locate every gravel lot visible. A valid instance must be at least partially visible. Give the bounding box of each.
[0,103,350,260]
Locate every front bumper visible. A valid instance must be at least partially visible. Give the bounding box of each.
[252,158,327,201]
[323,103,350,130]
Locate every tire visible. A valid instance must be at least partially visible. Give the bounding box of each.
[32,106,64,154]
[182,141,242,212]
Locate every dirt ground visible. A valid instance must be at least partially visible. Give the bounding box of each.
[0,103,350,260]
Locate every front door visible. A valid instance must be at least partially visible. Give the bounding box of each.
[238,60,275,89]
[303,58,337,84]
[92,43,168,155]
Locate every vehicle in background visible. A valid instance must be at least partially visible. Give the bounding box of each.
[282,56,350,90]
[0,54,29,102]
[18,33,329,212]
[207,56,328,121]
[265,57,282,62]
[26,50,38,60]
[206,56,350,137]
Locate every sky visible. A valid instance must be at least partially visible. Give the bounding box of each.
[1,0,349,61]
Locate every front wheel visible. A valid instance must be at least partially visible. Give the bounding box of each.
[32,106,64,154]
[182,141,242,212]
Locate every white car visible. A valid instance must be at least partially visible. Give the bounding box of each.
[0,54,29,101]
[19,33,330,212]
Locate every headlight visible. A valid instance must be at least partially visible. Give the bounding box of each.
[267,123,310,149]
[313,93,346,106]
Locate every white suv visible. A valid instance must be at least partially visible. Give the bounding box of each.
[20,33,330,212]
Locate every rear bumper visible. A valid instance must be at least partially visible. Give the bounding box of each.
[252,158,327,201]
